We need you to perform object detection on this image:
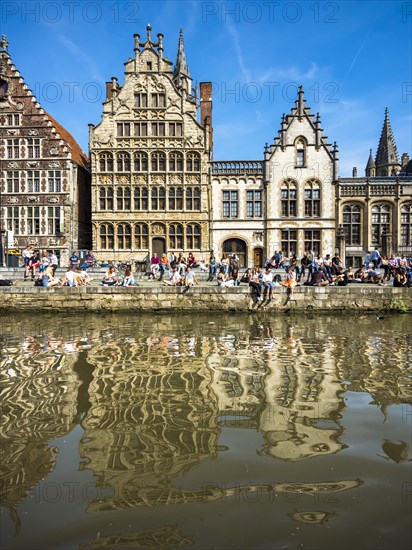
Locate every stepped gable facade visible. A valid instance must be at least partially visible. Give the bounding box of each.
[336,109,412,266]
[0,35,91,265]
[89,26,212,263]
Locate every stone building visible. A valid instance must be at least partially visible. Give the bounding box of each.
[0,36,91,266]
[336,109,412,266]
[211,87,338,267]
[89,26,212,264]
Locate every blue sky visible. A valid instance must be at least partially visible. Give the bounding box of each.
[2,0,411,175]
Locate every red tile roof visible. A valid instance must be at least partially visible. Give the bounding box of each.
[46,113,89,170]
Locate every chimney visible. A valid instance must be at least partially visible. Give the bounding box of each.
[200,82,213,154]
[105,81,113,101]
[352,167,357,177]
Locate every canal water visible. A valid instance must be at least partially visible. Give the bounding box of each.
[0,312,411,550]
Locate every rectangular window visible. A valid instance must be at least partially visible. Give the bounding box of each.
[48,171,61,192]
[135,93,148,108]
[47,206,61,234]
[27,138,40,158]
[117,123,130,137]
[7,171,19,193]
[246,190,262,217]
[27,170,41,193]
[304,189,321,217]
[27,206,40,235]
[1,114,20,126]
[6,206,20,235]
[7,138,19,159]
[134,122,148,136]
[168,123,183,137]
[223,190,238,218]
[304,230,321,254]
[296,150,305,167]
[151,123,165,137]
[281,189,297,217]
[151,93,166,108]
[281,229,297,257]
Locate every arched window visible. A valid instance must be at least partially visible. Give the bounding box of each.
[169,223,184,249]
[400,203,412,246]
[371,204,391,245]
[186,224,201,249]
[117,152,130,172]
[304,179,321,217]
[99,187,113,210]
[151,187,166,210]
[186,152,200,172]
[151,151,166,172]
[169,152,183,172]
[186,187,201,210]
[169,186,183,210]
[281,179,297,217]
[100,223,114,249]
[116,187,131,210]
[134,223,149,249]
[117,223,131,249]
[133,187,148,210]
[295,137,306,167]
[99,152,113,172]
[133,152,148,172]
[343,204,361,245]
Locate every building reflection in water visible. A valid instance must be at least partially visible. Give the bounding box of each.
[0,313,410,534]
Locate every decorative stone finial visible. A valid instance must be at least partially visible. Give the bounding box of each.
[1,35,8,52]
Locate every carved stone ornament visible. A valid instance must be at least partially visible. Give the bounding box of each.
[118,175,130,184]
[169,174,182,185]
[27,196,40,203]
[151,175,165,185]
[7,196,19,204]
[47,196,59,203]
[28,129,39,136]
[48,161,60,168]
[152,223,165,235]
[186,175,200,184]
[100,175,113,184]
[27,161,39,168]
[7,129,18,135]
[133,174,148,183]
[8,161,18,168]
[16,102,23,110]
[50,147,59,155]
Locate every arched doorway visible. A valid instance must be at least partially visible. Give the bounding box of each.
[223,238,247,267]
[152,237,166,257]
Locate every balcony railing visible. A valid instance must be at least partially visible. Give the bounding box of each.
[211,161,263,175]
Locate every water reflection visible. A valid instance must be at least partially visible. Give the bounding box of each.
[0,313,411,549]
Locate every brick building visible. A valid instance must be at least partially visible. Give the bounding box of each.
[0,36,91,266]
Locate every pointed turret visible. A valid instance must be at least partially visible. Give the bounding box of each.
[375,108,401,176]
[173,29,193,96]
[365,148,376,176]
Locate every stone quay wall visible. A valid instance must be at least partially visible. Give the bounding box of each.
[0,286,411,313]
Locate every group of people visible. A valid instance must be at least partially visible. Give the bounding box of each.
[101,266,136,286]
[148,251,200,280]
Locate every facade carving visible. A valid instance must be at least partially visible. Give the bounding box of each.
[0,36,91,264]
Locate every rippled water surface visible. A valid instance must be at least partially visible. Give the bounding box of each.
[0,313,411,550]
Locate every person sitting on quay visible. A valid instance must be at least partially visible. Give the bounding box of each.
[118,268,136,286]
[163,266,182,286]
[262,267,274,300]
[75,267,92,286]
[24,249,40,280]
[81,250,95,270]
[216,266,228,286]
[248,268,263,301]
[281,265,298,297]
[41,266,62,287]
[39,251,51,273]
[63,266,77,287]
[388,254,399,278]
[393,267,408,287]
[206,253,217,282]
[187,252,197,269]
[183,266,198,293]
[309,268,329,286]
[102,266,118,286]
[69,251,81,269]
[176,252,187,275]
[22,245,34,270]
[365,267,384,285]
[159,253,169,281]
[49,250,59,276]
[148,252,160,280]
[353,266,367,283]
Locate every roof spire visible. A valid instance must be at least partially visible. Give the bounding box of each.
[365,148,376,176]
[375,108,400,176]
[173,29,192,95]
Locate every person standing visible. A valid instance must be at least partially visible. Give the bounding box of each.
[371,247,381,269]
[49,250,59,276]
